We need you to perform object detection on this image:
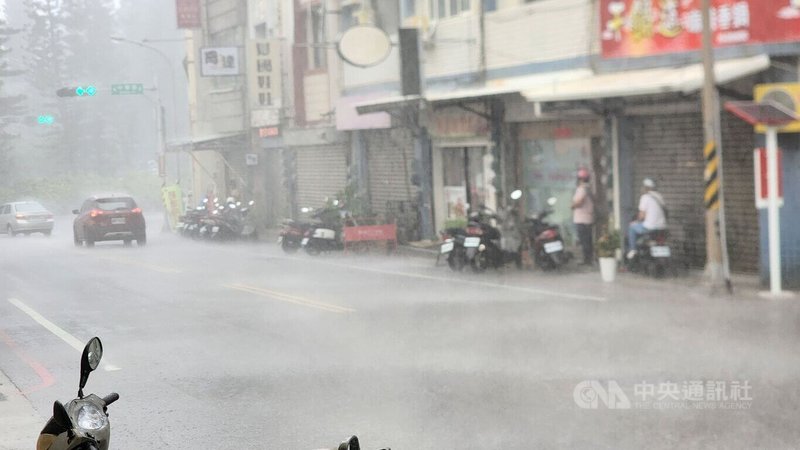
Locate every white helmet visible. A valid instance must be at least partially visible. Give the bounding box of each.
[642,178,656,189]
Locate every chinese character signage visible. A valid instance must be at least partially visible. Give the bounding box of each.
[601,0,800,58]
[200,47,240,76]
[176,0,201,29]
[248,39,283,127]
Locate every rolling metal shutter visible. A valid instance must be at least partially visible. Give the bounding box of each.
[295,144,348,209]
[631,112,757,272]
[365,128,418,215]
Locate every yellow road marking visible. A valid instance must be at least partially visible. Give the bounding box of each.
[224,283,355,313]
[98,256,183,274]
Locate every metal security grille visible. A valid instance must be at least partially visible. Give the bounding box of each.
[365,128,417,215]
[295,145,348,209]
[632,111,758,272]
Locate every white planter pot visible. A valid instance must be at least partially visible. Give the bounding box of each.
[599,257,617,282]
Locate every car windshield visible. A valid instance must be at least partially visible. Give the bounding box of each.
[14,202,46,212]
[95,198,135,211]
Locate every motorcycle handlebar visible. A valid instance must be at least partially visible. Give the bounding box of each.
[102,393,119,406]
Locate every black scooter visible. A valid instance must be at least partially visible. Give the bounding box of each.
[521,197,570,270]
[37,337,119,450]
[626,229,676,277]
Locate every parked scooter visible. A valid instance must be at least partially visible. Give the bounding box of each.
[37,337,119,450]
[626,229,675,277]
[208,199,257,241]
[302,202,352,256]
[468,190,526,273]
[522,197,570,270]
[278,217,314,253]
[439,226,469,271]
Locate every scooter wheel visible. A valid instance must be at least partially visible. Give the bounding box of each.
[471,252,488,273]
[281,240,299,254]
[305,243,321,256]
[447,249,466,271]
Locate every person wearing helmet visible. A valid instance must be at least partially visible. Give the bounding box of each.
[571,168,595,265]
[627,178,668,259]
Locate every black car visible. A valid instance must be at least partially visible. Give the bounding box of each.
[73,195,146,247]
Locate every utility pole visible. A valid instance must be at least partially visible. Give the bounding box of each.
[700,0,732,293]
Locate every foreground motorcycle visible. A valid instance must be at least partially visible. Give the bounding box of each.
[37,337,119,450]
[626,229,676,277]
[522,197,570,271]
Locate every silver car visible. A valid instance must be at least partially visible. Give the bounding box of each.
[0,201,55,237]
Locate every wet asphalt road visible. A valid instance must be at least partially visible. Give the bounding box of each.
[1,217,800,449]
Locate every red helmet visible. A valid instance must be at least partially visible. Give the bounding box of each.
[577,168,590,181]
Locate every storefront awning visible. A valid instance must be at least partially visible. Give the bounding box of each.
[521,54,770,103]
[355,94,423,115]
[336,94,392,130]
[354,69,594,114]
[427,69,594,104]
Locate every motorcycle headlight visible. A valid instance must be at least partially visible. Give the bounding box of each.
[77,404,107,431]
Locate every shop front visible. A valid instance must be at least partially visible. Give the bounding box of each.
[515,120,605,246]
[429,105,496,232]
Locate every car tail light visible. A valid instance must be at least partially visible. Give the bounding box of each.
[15,213,26,219]
[89,209,104,218]
[131,207,142,214]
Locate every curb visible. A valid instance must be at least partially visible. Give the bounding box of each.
[0,369,42,449]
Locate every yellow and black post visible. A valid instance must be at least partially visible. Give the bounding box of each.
[704,141,720,211]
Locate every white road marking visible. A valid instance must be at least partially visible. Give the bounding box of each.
[8,298,121,371]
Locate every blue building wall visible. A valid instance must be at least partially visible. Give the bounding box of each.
[759,133,800,289]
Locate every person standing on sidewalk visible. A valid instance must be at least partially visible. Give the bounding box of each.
[572,168,595,266]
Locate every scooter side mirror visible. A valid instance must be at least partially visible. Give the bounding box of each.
[338,436,360,450]
[79,337,103,397]
[53,400,72,429]
[510,190,522,200]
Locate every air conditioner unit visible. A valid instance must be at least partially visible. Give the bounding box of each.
[754,83,800,133]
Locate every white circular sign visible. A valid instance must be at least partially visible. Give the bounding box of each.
[337,25,392,68]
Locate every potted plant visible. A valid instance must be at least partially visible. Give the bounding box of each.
[596,230,621,282]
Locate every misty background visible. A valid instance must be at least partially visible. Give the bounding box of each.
[0,0,190,213]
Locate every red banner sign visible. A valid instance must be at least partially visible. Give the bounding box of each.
[343,224,397,243]
[601,0,800,58]
[176,0,201,29]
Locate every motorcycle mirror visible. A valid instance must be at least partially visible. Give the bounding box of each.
[79,337,102,396]
[338,436,361,450]
[547,197,557,206]
[510,190,522,200]
[53,400,71,430]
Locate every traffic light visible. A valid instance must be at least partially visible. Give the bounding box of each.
[56,86,97,97]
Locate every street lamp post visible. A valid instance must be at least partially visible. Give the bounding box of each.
[110,36,181,179]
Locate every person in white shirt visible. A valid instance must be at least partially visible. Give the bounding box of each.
[627,178,667,259]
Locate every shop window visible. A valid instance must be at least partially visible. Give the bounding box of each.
[442,147,495,226]
[522,138,592,245]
